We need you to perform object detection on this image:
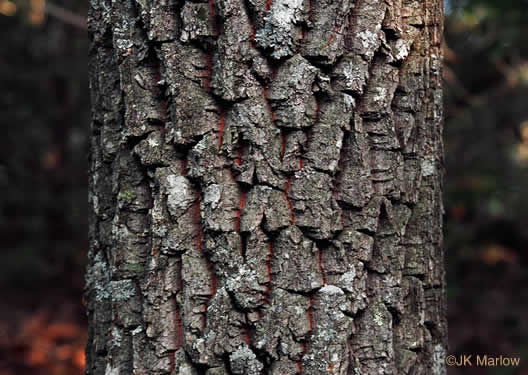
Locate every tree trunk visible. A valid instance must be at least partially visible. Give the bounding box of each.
[86,0,446,374]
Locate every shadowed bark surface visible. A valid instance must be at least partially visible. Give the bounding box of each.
[86,0,446,373]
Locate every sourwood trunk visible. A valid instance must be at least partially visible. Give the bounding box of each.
[86,0,446,373]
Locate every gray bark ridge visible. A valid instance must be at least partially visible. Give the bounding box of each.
[87,0,446,374]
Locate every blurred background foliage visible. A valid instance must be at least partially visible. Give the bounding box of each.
[444,0,528,373]
[0,0,88,374]
[0,0,527,374]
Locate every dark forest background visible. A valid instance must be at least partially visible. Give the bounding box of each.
[1,0,527,374]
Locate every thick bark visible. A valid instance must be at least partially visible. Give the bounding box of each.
[86,0,446,374]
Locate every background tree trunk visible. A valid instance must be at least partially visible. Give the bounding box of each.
[86,0,445,373]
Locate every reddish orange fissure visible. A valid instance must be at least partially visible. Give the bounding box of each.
[297,341,307,373]
[297,297,314,373]
[323,26,342,50]
[236,190,246,233]
[218,109,226,149]
[175,303,183,349]
[170,352,176,372]
[245,326,252,346]
[230,142,245,184]
[280,133,286,159]
[236,147,243,166]
[284,177,295,225]
[297,358,303,373]
[181,159,187,177]
[189,0,329,364]
[233,140,247,260]
[208,0,220,36]
[204,3,321,366]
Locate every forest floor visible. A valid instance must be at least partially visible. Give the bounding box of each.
[0,287,86,375]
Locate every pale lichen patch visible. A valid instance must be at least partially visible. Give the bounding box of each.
[166,175,195,216]
[204,184,222,210]
[255,0,304,59]
[110,279,136,302]
[432,344,447,375]
[229,345,263,375]
[421,158,436,177]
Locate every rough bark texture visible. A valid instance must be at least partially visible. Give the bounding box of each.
[86,0,446,374]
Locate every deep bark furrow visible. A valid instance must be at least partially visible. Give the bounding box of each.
[265,241,273,302]
[317,247,326,285]
[87,0,446,373]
